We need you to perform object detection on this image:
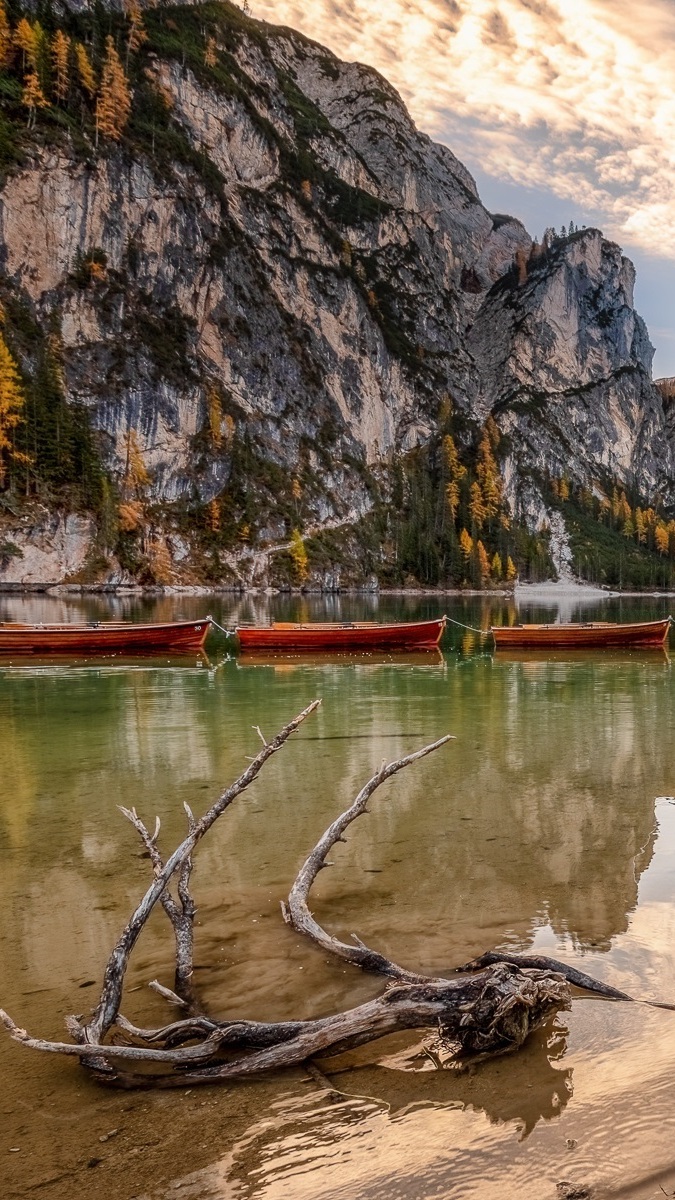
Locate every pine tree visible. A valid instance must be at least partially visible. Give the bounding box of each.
[14,18,36,72]
[147,537,172,584]
[96,36,131,141]
[123,429,149,495]
[506,555,517,581]
[0,333,30,488]
[289,528,309,584]
[31,21,50,90]
[491,552,502,579]
[52,30,70,102]
[125,0,147,54]
[476,540,490,582]
[634,507,646,544]
[445,480,460,521]
[475,428,501,517]
[558,477,570,501]
[459,528,473,560]
[655,523,669,555]
[469,480,486,530]
[206,498,220,531]
[75,42,97,99]
[22,71,48,127]
[0,0,12,69]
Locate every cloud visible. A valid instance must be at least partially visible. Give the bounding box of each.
[252,0,675,258]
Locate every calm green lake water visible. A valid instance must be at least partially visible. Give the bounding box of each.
[1,591,675,1199]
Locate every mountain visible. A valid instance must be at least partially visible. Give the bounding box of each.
[0,0,673,589]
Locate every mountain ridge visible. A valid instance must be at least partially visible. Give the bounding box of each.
[0,0,673,589]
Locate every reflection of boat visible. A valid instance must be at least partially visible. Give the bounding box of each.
[493,647,671,666]
[491,617,672,649]
[0,618,210,655]
[235,649,444,669]
[235,617,447,651]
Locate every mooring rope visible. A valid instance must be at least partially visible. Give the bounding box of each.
[206,615,236,638]
[445,616,491,637]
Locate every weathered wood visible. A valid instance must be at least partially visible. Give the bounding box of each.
[84,699,322,1046]
[286,735,455,982]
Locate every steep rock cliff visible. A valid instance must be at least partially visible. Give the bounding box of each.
[0,1,672,586]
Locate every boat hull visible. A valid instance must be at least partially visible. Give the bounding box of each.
[0,619,211,655]
[236,617,446,651]
[491,618,671,649]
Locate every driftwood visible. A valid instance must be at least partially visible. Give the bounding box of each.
[0,699,662,1089]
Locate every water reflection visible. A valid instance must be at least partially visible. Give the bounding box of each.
[2,593,675,1200]
[162,1022,572,1200]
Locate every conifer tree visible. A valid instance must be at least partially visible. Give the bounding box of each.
[96,36,131,141]
[0,332,29,488]
[204,36,217,67]
[655,523,669,556]
[14,18,36,72]
[75,42,97,98]
[51,30,70,102]
[491,552,502,579]
[125,0,147,55]
[459,528,473,560]
[22,71,48,127]
[469,480,486,529]
[31,21,49,90]
[124,429,149,495]
[289,528,309,583]
[476,540,490,582]
[634,507,646,544]
[506,555,517,581]
[475,427,501,517]
[0,0,12,69]
[206,498,220,531]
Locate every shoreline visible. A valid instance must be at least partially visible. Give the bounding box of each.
[1,582,674,599]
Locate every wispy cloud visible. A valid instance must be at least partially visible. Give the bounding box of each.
[253,0,675,258]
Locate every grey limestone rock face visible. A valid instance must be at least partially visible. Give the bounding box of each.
[0,4,672,583]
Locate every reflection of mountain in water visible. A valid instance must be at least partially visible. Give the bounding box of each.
[1,647,670,1019]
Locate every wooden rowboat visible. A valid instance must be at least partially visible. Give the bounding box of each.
[0,618,211,655]
[235,616,446,651]
[491,617,672,649]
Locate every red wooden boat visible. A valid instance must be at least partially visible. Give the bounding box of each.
[491,617,672,649]
[0,618,210,655]
[235,616,446,651]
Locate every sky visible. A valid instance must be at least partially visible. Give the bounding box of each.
[253,0,675,378]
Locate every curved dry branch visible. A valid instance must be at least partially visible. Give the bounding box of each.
[1,963,570,1085]
[84,699,321,1046]
[285,735,455,982]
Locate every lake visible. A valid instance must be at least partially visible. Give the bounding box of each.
[1,590,675,1200]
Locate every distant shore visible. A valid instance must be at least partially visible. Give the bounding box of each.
[1,581,674,599]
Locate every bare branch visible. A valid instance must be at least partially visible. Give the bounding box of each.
[0,964,571,1083]
[84,699,322,1046]
[286,734,455,982]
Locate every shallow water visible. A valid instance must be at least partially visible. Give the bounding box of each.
[1,592,675,1199]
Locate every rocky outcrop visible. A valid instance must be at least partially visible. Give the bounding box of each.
[470,231,672,518]
[0,1,672,585]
